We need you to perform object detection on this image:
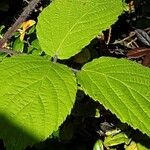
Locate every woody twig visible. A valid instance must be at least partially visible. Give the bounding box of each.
[0,0,41,54]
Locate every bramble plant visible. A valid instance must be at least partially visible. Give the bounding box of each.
[0,0,149,149]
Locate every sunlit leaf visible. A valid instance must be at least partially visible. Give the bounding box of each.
[36,0,123,59]
[0,55,77,149]
[77,57,150,136]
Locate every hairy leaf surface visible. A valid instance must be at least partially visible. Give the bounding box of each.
[77,57,150,136]
[36,0,123,59]
[0,55,77,150]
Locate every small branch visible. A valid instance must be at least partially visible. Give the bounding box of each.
[53,55,58,63]
[0,48,20,55]
[71,68,79,74]
[113,31,136,45]
[126,37,138,48]
[0,0,42,48]
[106,27,112,45]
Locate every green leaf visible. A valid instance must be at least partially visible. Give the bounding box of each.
[36,0,123,59]
[125,140,150,150]
[28,39,42,55]
[13,38,24,52]
[0,52,7,61]
[125,132,150,150]
[0,55,77,150]
[77,57,150,136]
[104,132,129,147]
[93,139,104,150]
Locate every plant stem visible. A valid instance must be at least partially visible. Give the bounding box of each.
[71,68,79,74]
[0,48,19,55]
[0,0,41,49]
[53,55,58,63]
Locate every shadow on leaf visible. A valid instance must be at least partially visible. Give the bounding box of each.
[0,113,40,150]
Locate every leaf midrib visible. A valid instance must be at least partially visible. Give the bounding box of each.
[55,2,107,55]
